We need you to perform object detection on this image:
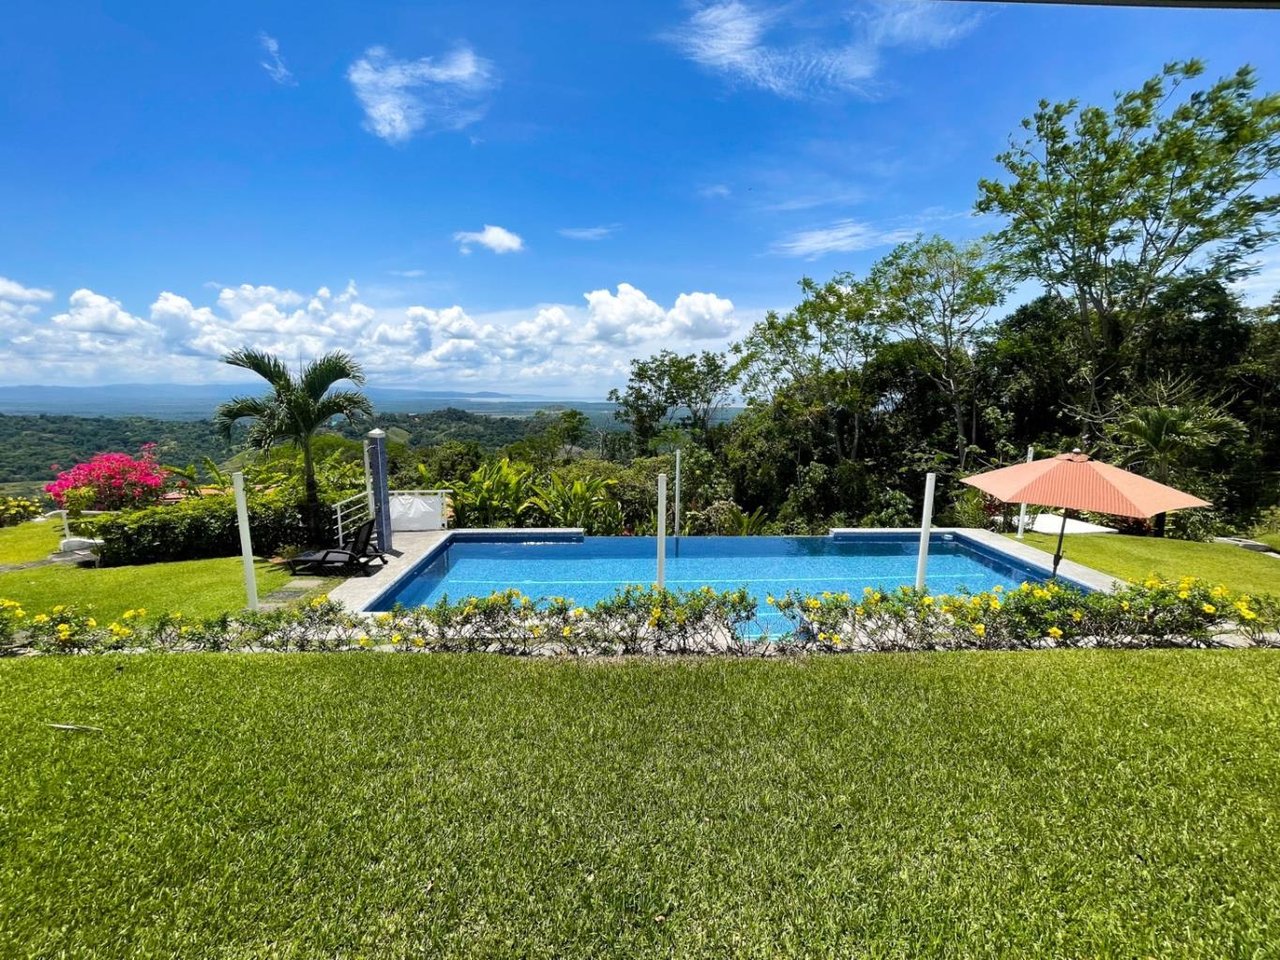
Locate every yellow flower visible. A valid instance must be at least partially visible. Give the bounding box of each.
[122,609,135,620]
[86,618,96,628]
[1122,601,1131,612]
[1177,591,1190,600]
[1144,577,1160,589]
[532,625,545,638]
[922,596,934,606]
[805,598,821,611]
[992,585,1003,594]
[972,623,986,638]
[1201,603,1216,615]
[357,635,372,648]
[32,613,49,624]
[854,605,865,617]
[52,605,65,614]
[390,633,403,644]
[1071,610,1083,622]
[1211,585,1228,599]
[765,595,775,606]
[571,607,585,618]
[1047,626,1063,639]
[562,626,572,638]
[412,636,425,648]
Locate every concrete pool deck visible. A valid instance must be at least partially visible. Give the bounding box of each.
[328,527,1120,614]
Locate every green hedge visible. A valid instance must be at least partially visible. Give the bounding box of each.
[88,491,335,566]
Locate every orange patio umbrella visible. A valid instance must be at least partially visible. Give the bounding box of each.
[961,450,1211,576]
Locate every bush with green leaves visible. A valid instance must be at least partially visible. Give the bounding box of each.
[0,496,43,528]
[4,577,1276,658]
[87,489,332,566]
[768,576,1277,652]
[521,474,624,534]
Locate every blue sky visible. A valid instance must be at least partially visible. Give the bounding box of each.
[2,1,1278,395]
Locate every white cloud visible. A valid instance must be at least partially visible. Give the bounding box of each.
[584,284,739,343]
[667,291,737,338]
[772,219,919,258]
[584,283,670,344]
[258,32,296,86]
[51,289,157,336]
[0,275,744,392]
[668,0,978,98]
[347,45,497,144]
[699,183,732,199]
[0,276,53,301]
[558,225,618,241]
[388,268,426,278]
[454,224,524,255]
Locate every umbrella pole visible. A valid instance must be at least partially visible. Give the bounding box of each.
[1052,510,1068,578]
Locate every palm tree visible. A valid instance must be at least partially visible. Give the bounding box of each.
[214,348,373,542]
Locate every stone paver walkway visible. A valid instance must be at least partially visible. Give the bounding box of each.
[259,576,330,611]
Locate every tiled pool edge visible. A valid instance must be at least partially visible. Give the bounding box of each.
[830,527,1119,594]
[330,526,1119,615]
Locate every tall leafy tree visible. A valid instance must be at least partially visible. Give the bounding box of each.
[734,275,883,462]
[977,60,1280,414]
[214,349,373,541]
[871,235,1005,469]
[608,350,741,447]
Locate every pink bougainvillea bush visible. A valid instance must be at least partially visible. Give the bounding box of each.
[45,444,168,511]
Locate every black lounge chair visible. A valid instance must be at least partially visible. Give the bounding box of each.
[287,519,387,575]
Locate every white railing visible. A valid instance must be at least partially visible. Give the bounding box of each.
[388,489,451,532]
[333,492,373,546]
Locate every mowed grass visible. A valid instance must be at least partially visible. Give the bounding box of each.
[0,555,292,620]
[1015,531,1280,595]
[0,520,61,565]
[2,653,1277,959]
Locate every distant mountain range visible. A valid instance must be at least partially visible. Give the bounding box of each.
[0,384,593,419]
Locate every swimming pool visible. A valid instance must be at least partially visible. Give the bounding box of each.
[368,533,1077,634]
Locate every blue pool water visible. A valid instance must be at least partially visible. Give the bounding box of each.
[370,534,1066,634]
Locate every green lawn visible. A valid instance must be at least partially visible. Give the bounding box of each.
[0,520,61,565]
[1014,531,1280,595]
[1256,532,1280,553]
[0,556,293,620]
[1,653,1277,958]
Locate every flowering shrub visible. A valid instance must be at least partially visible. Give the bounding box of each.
[768,577,1278,652]
[0,496,43,527]
[3,578,1277,658]
[0,598,28,649]
[45,444,167,511]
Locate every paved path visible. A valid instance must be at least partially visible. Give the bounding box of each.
[258,576,331,611]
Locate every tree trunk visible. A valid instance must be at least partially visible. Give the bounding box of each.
[301,438,321,545]
[953,396,967,471]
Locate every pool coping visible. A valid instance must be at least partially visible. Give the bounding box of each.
[328,526,1120,614]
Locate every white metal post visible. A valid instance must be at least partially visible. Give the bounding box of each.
[1015,445,1034,539]
[914,472,937,592]
[232,472,259,612]
[656,473,667,589]
[674,448,682,538]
